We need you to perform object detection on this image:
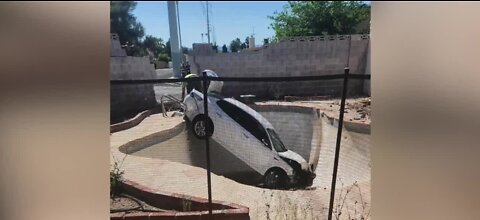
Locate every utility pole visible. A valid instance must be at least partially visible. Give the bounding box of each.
[206,1,211,44]
[167,1,181,78]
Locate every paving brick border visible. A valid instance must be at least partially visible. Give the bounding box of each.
[111,104,177,133]
[111,109,154,133]
[111,180,250,220]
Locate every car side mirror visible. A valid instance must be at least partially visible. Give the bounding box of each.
[189,93,194,97]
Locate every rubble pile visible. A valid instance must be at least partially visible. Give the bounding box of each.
[345,97,371,121]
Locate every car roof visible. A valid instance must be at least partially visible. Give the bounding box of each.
[221,98,275,129]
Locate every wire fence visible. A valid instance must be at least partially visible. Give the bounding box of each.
[111,69,370,219]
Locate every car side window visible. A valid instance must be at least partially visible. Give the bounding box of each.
[217,100,271,149]
[217,100,242,121]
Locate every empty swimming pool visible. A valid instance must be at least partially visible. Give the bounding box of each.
[125,104,369,189]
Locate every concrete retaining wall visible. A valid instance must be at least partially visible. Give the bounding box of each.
[187,35,370,98]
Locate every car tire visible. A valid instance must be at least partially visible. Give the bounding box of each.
[191,115,213,139]
[263,168,287,189]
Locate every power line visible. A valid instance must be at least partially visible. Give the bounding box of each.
[199,1,211,44]
[211,3,215,44]
[206,1,210,44]
[200,1,206,16]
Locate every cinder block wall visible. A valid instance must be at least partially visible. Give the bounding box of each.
[110,34,157,124]
[111,33,127,57]
[187,35,370,99]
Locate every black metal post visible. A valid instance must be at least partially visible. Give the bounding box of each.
[202,71,213,218]
[181,81,185,101]
[327,67,350,220]
[181,64,186,100]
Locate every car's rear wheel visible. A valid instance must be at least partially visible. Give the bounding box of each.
[191,115,213,139]
[264,168,287,189]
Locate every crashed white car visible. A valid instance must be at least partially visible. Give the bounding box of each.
[183,70,315,189]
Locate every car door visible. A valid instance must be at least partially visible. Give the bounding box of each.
[207,97,235,144]
[215,100,284,175]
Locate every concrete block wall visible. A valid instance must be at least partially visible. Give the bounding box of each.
[187,34,370,99]
[110,33,127,57]
[191,43,216,56]
[110,34,157,123]
[153,60,168,69]
[111,56,157,80]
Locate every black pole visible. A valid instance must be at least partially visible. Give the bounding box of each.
[327,69,350,220]
[181,65,185,100]
[202,71,213,218]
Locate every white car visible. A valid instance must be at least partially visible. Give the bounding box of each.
[182,70,316,189]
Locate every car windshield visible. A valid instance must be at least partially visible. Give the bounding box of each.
[267,128,288,152]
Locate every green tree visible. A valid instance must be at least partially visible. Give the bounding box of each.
[269,1,370,38]
[241,37,249,49]
[165,40,171,58]
[158,53,170,62]
[229,38,242,53]
[143,35,165,59]
[110,1,145,56]
[222,44,228,53]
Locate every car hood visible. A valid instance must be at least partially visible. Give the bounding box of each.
[278,150,308,171]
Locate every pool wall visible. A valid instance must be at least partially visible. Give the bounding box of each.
[250,104,322,171]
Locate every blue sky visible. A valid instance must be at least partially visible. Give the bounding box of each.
[133,1,288,48]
